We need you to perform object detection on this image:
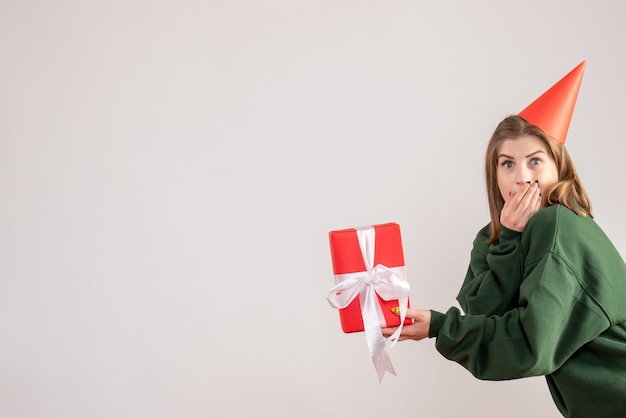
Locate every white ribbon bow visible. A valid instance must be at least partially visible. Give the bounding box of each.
[325,226,410,382]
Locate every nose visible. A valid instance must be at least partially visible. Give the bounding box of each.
[515,165,533,185]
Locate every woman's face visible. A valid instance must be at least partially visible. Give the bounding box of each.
[497,135,559,205]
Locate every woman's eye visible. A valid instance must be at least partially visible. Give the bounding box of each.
[530,158,541,166]
[501,161,513,168]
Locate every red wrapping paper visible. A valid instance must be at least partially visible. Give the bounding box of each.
[328,222,411,333]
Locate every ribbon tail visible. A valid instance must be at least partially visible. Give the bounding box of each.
[361,287,396,382]
[371,339,397,382]
[386,295,409,349]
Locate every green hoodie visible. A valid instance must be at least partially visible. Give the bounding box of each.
[429,204,626,418]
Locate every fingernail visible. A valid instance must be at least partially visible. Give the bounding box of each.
[391,307,400,315]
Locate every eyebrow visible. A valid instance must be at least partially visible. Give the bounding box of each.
[498,150,546,159]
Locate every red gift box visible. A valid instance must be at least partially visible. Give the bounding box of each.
[328,222,411,333]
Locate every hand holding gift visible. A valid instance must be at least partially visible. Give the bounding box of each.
[382,308,431,341]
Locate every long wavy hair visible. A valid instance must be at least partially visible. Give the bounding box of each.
[485,115,592,243]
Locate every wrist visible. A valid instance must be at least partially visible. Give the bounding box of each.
[428,310,445,338]
[499,224,523,240]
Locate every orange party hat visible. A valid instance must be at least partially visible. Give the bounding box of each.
[518,60,586,144]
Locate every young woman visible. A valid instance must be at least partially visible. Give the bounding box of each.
[383,114,626,418]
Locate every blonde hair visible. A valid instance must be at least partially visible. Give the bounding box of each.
[485,115,592,243]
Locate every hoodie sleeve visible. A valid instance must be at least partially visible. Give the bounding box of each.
[432,251,610,381]
[456,225,523,316]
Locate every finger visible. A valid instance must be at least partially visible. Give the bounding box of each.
[519,183,541,216]
[390,307,421,320]
[514,183,539,215]
[506,182,531,213]
[381,325,415,340]
[381,326,398,338]
[513,182,535,205]
[530,188,543,213]
[503,184,530,222]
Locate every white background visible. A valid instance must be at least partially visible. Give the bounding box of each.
[1,1,625,417]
